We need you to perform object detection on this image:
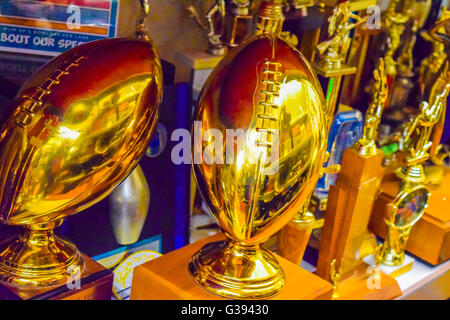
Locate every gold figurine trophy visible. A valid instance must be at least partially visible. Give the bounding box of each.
[0,38,163,299]
[314,59,401,299]
[130,0,334,300]
[371,66,449,275]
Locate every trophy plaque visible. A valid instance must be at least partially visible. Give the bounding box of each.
[0,38,163,296]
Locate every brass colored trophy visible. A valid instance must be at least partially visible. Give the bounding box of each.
[313,0,367,113]
[189,1,329,298]
[187,0,227,55]
[375,185,430,266]
[0,38,163,287]
[376,62,450,266]
[382,0,411,77]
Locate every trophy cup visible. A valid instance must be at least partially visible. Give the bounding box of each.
[373,61,450,270]
[188,0,329,296]
[0,38,163,289]
[187,0,227,56]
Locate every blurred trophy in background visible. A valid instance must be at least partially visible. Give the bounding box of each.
[187,0,227,55]
[376,60,450,267]
[109,166,150,245]
[135,0,151,41]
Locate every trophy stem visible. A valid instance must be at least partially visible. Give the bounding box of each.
[188,239,285,299]
[0,219,84,287]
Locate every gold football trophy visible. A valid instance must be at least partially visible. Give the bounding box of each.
[0,38,163,287]
[189,0,329,299]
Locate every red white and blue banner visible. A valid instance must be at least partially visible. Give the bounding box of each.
[0,0,119,56]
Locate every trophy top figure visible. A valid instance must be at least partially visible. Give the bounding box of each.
[0,38,163,287]
[190,32,328,299]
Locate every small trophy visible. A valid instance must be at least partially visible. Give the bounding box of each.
[189,23,329,300]
[375,62,450,271]
[0,38,163,292]
[312,0,367,114]
[129,0,333,301]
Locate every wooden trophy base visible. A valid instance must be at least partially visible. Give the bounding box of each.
[130,233,333,300]
[0,254,113,300]
[370,170,450,265]
[330,262,402,300]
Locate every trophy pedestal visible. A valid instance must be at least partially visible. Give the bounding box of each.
[362,254,414,279]
[130,233,333,300]
[0,253,113,300]
[316,148,385,280]
[369,171,450,265]
[330,261,402,300]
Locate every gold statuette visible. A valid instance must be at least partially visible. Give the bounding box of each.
[419,8,450,100]
[187,0,227,56]
[0,38,163,287]
[395,62,450,184]
[315,1,367,72]
[189,32,328,299]
[353,58,388,156]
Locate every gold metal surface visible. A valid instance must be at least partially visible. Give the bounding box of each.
[189,34,328,299]
[353,58,388,156]
[315,1,366,71]
[395,62,450,184]
[255,0,285,36]
[0,38,163,287]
